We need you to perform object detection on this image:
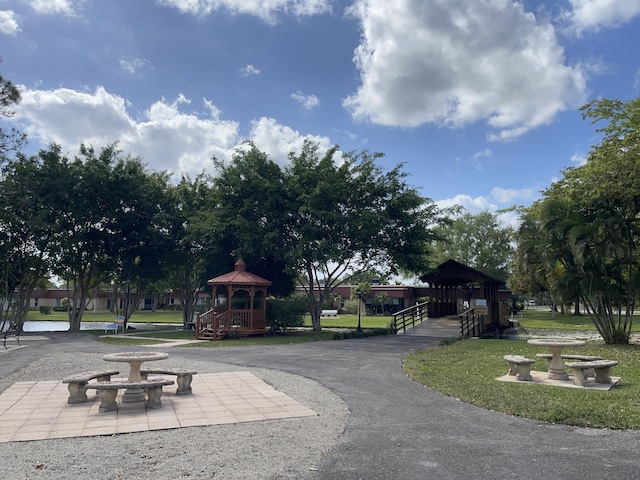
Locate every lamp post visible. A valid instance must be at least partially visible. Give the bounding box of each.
[355,289,363,332]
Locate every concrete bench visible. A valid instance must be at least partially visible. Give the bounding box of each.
[140,367,197,395]
[504,354,535,381]
[536,354,603,377]
[62,370,120,404]
[565,360,619,387]
[320,310,338,318]
[86,379,174,412]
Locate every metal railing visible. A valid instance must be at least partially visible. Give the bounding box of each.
[392,301,429,333]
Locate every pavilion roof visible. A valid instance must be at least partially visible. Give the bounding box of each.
[207,258,272,286]
[419,259,505,287]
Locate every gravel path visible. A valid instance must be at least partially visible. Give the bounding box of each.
[0,352,349,480]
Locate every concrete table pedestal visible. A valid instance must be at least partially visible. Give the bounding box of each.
[103,352,169,403]
[527,338,585,380]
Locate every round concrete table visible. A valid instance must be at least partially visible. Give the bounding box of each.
[103,352,169,403]
[527,338,585,380]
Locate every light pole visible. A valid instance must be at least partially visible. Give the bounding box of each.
[355,289,363,332]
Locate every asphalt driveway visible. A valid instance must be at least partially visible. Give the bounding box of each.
[3,325,640,479]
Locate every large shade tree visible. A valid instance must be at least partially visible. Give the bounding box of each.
[52,143,171,331]
[0,147,65,329]
[211,144,295,296]
[163,174,218,329]
[430,209,514,281]
[214,140,445,330]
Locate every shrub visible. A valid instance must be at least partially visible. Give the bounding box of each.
[266,297,307,334]
[332,328,392,341]
[39,306,52,315]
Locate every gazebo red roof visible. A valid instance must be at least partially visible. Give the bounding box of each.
[207,258,272,286]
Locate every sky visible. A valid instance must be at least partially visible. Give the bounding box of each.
[1,0,639,225]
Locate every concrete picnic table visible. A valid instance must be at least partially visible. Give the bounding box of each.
[527,338,585,380]
[103,351,169,402]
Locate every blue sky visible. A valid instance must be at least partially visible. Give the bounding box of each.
[1,0,639,224]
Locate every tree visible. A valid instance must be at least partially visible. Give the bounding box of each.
[516,97,640,344]
[164,174,217,329]
[285,141,442,330]
[430,209,514,282]
[0,147,64,329]
[213,140,444,331]
[0,58,27,162]
[106,156,173,328]
[211,144,296,296]
[52,143,169,331]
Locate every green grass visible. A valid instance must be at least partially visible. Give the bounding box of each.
[404,338,640,429]
[303,314,393,329]
[515,307,640,332]
[26,310,184,323]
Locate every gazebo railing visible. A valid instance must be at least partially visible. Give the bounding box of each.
[196,309,266,339]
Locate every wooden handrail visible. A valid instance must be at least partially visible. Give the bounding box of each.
[392,301,429,333]
[458,307,483,337]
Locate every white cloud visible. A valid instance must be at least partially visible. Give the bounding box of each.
[436,194,496,215]
[10,85,336,176]
[239,64,260,77]
[28,0,84,17]
[436,192,526,228]
[570,152,587,166]
[469,148,493,170]
[12,86,240,176]
[247,117,334,165]
[156,0,331,23]
[0,10,20,35]
[490,186,537,204]
[120,57,150,75]
[437,187,539,214]
[291,91,320,111]
[343,0,586,141]
[563,0,640,34]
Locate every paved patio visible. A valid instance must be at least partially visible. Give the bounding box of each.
[0,371,316,443]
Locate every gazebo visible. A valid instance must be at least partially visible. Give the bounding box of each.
[195,259,272,340]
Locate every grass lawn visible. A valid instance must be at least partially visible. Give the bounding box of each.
[404,338,640,429]
[515,307,640,332]
[26,310,184,323]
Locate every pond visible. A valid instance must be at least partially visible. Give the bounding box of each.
[22,321,163,332]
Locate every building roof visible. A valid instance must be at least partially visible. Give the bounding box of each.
[207,258,272,287]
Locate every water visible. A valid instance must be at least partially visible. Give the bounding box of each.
[22,321,162,332]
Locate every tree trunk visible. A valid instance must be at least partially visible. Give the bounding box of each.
[573,299,580,316]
